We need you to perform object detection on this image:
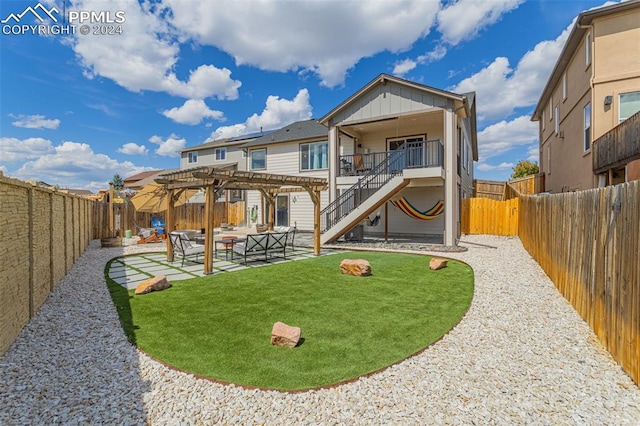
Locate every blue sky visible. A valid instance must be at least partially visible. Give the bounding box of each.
[0,0,612,191]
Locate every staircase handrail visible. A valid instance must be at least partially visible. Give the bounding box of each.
[321,145,406,232]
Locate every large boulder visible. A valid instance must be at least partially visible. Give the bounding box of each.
[340,259,372,276]
[135,275,170,295]
[429,258,448,271]
[271,322,301,348]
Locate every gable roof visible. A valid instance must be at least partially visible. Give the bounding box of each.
[123,170,161,184]
[532,0,640,121]
[319,73,466,125]
[241,119,328,148]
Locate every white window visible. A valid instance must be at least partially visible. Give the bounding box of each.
[215,147,226,161]
[188,152,198,164]
[562,74,567,100]
[546,145,551,174]
[549,99,553,121]
[619,91,640,123]
[542,110,545,130]
[462,134,468,172]
[584,102,591,152]
[554,105,560,135]
[300,141,328,170]
[585,32,591,66]
[250,148,266,170]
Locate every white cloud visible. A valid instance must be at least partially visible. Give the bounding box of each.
[0,137,55,162]
[394,44,447,76]
[117,142,148,155]
[437,0,524,45]
[393,59,417,76]
[451,21,573,120]
[69,0,241,99]
[209,89,313,140]
[160,0,441,87]
[477,115,538,161]
[11,141,154,190]
[148,134,186,157]
[162,99,225,125]
[10,114,60,129]
[477,161,514,172]
[527,144,539,162]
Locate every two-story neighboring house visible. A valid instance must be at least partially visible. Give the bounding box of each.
[532,0,640,192]
[243,74,477,246]
[241,119,330,232]
[180,132,266,171]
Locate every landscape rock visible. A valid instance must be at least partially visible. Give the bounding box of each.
[339,259,372,276]
[135,276,170,295]
[429,258,448,270]
[271,322,301,348]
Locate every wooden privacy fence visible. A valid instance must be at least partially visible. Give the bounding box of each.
[93,201,246,239]
[461,197,519,236]
[473,179,506,200]
[519,181,640,385]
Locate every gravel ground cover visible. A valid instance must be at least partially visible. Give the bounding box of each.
[1,235,639,425]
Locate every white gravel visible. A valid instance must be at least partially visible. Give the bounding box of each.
[1,235,639,425]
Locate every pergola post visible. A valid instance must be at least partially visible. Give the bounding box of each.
[303,186,322,256]
[203,184,215,274]
[165,188,175,262]
[259,189,276,230]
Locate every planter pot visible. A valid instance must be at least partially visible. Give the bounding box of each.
[101,237,122,248]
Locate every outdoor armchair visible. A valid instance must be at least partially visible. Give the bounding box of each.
[169,231,205,266]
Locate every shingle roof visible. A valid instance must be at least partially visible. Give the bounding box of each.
[181,130,276,152]
[241,120,328,148]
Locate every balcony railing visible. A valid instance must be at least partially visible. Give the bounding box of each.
[593,110,640,174]
[338,139,443,177]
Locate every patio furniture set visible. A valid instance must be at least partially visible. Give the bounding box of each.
[169,226,297,266]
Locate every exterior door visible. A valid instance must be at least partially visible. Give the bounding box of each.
[275,195,289,227]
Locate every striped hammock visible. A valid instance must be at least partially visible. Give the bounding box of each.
[390,198,444,220]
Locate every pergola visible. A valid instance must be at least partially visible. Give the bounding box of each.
[155,166,328,274]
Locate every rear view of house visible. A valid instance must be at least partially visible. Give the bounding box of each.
[320,74,477,246]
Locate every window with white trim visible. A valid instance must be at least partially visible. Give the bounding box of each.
[585,32,591,66]
[188,152,198,164]
[562,73,567,100]
[250,148,266,170]
[542,110,546,130]
[549,99,553,121]
[554,105,560,135]
[619,91,640,123]
[300,141,328,170]
[584,102,591,151]
[215,147,226,161]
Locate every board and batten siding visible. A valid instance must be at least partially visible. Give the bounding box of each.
[246,140,329,232]
[327,81,452,127]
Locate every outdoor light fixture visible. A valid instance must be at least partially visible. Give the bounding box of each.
[604,95,613,106]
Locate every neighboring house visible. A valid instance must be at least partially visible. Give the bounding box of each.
[243,74,477,246]
[241,119,330,232]
[532,0,640,193]
[123,170,162,190]
[179,131,270,171]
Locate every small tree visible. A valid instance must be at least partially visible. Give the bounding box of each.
[511,160,539,179]
[111,173,124,191]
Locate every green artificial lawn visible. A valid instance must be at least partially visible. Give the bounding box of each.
[107,252,474,391]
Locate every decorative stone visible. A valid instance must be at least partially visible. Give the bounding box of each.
[340,259,372,276]
[271,322,301,348]
[135,276,170,295]
[429,258,448,270]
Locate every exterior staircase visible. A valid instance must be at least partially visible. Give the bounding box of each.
[320,147,409,244]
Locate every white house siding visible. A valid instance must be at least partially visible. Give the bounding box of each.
[364,186,445,237]
[245,140,330,232]
[328,82,451,127]
[180,145,246,170]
